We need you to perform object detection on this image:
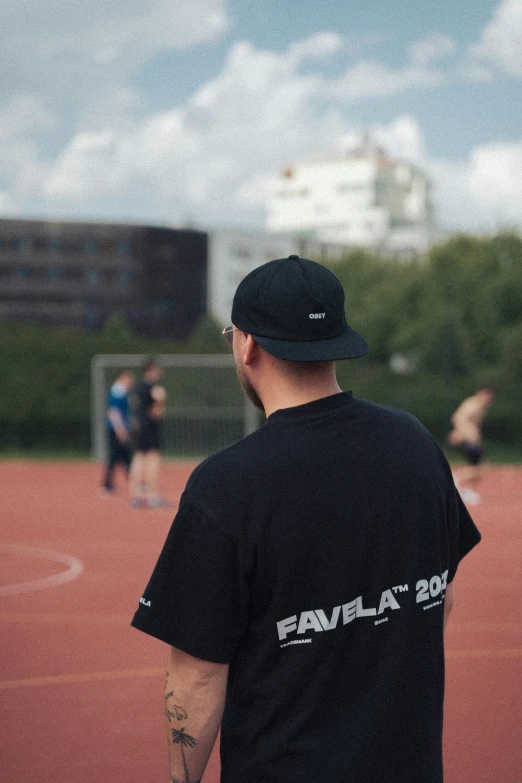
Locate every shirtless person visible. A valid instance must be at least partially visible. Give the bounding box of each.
[448,386,494,505]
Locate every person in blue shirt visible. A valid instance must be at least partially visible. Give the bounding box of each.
[100,369,135,494]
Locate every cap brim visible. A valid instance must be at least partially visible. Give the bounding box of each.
[250,325,369,362]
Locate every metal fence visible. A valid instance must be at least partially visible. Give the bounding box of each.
[91,354,259,460]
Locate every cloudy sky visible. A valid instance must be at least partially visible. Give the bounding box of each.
[1,0,521,232]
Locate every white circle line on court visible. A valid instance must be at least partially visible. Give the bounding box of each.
[0,544,84,596]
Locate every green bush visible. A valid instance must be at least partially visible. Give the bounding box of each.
[0,313,226,454]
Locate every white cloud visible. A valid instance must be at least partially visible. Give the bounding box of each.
[371,116,426,164]
[41,37,346,218]
[287,32,344,66]
[470,0,522,76]
[7,0,229,60]
[0,94,54,142]
[428,139,522,230]
[468,141,522,215]
[3,32,522,233]
[330,58,446,101]
[0,95,54,195]
[408,34,456,67]
[0,191,18,213]
[43,132,131,199]
[327,30,455,102]
[459,63,495,83]
[336,115,426,164]
[0,0,230,106]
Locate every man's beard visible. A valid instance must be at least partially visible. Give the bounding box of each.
[235,361,264,411]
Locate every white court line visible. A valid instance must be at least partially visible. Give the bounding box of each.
[0,544,84,596]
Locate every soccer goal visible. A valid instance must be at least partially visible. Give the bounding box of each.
[91,354,260,461]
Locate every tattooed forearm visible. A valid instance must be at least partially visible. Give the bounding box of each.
[164,649,227,783]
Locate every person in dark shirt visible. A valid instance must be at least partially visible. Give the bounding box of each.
[132,255,481,783]
[129,359,168,509]
[99,369,134,495]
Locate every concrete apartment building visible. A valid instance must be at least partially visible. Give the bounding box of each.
[0,219,300,334]
[0,218,207,339]
[267,139,432,257]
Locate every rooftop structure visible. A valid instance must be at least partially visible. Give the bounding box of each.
[267,138,432,257]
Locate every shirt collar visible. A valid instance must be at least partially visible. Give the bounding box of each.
[266,391,355,424]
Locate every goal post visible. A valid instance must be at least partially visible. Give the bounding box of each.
[91,354,259,461]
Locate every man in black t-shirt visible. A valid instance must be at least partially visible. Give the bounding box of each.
[129,359,168,509]
[132,256,480,783]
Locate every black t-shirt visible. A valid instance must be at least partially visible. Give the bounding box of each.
[131,392,480,783]
[134,380,155,426]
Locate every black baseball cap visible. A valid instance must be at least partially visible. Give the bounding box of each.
[231,255,369,362]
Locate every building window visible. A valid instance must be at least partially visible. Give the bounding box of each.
[157,243,175,261]
[337,183,369,195]
[47,267,60,281]
[276,188,309,199]
[85,305,99,328]
[150,299,171,316]
[117,241,132,256]
[84,240,98,254]
[86,269,99,286]
[1,237,19,251]
[48,238,62,253]
[16,266,29,279]
[100,240,115,255]
[64,268,83,282]
[18,239,33,252]
[118,270,133,286]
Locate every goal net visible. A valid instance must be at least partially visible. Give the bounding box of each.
[91,354,259,461]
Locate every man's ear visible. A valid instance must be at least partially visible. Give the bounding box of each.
[243,333,259,366]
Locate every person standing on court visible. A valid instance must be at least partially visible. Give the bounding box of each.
[448,386,494,506]
[129,359,168,509]
[99,369,134,495]
[131,255,481,783]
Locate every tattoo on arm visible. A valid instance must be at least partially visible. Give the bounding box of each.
[165,690,188,722]
[165,690,197,783]
[171,726,197,783]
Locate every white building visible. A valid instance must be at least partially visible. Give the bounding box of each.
[208,228,298,326]
[267,140,432,256]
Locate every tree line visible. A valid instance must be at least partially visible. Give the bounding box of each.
[331,231,522,456]
[0,231,520,457]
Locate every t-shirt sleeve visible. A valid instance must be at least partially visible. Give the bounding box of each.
[131,498,248,663]
[108,385,125,411]
[447,483,481,583]
[108,391,118,408]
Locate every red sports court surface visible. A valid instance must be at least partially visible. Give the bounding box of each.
[1,462,521,783]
